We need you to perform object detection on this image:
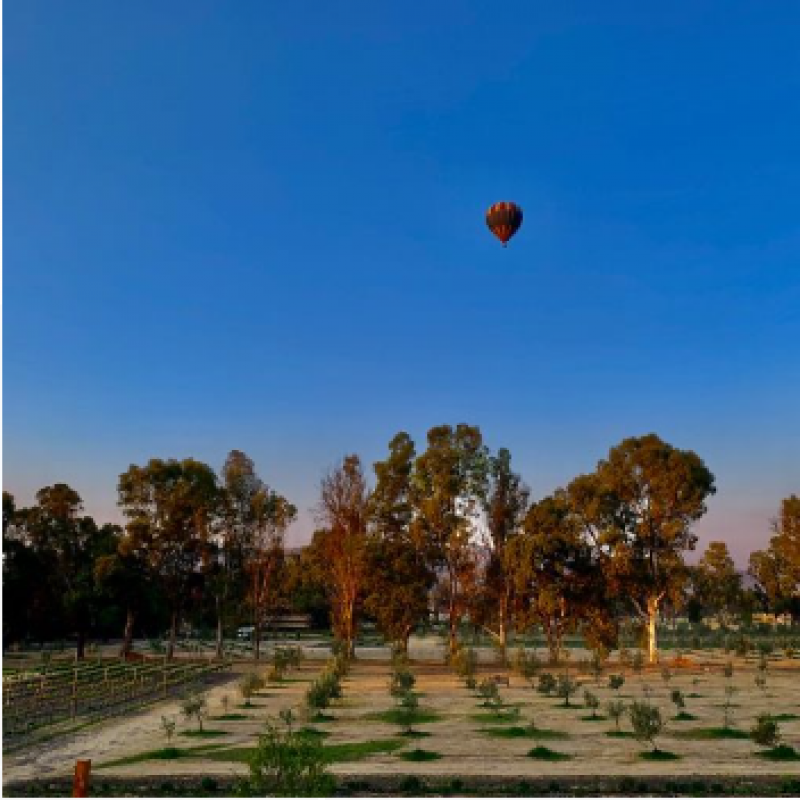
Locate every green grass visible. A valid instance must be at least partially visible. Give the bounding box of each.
[400,729,432,738]
[298,726,330,740]
[579,715,607,722]
[211,713,249,721]
[470,710,523,724]
[399,748,442,762]
[773,713,800,721]
[97,743,230,769]
[526,745,572,761]
[605,730,636,738]
[639,749,681,761]
[757,745,800,761]
[481,725,568,740]
[202,738,406,765]
[179,729,228,738]
[673,712,698,721]
[368,708,442,725]
[676,727,749,740]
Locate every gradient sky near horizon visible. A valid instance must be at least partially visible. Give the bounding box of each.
[4,2,799,565]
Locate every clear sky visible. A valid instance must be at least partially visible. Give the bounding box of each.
[4,2,799,564]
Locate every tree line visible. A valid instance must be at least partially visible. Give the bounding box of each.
[3,427,798,663]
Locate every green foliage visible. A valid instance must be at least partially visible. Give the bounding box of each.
[160,715,176,744]
[608,673,624,694]
[555,673,578,707]
[629,700,664,751]
[395,690,420,734]
[238,673,264,707]
[537,672,556,695]
[399,748,442,761]
[606,699,625,731]
[180,691,208,732]
[670,688,685,713]
[451,646,477,683]
[526,745,571,761]
[236,710,335,797]
[583,690,599,718]
[751,714,780,749]
[390,666,416,702]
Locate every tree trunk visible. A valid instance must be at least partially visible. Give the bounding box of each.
[215,595,224,660]
[76,628,86,661]
[167,610,177,660]
[498,598,508,666]
[119,607,135,657]
[254,618,261,662]
[647,594,660,665]
[448,567,459,656]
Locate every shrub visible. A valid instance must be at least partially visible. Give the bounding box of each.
[396,690,420,734]
[180,691,208,732]
[670,689,685,714]
[608,674,625,695]
[237,710,335,797]
[660,667,672,685]
[390,667,416,702]
[583,690,599,718]
[751,714,780,749]
[538,673,556,695]
[478,679,500,706]
[239,672,265,707]
[629,700,664,752]
[555,673,578,707]
[722,684,736,730]
[606,699,625,732]
[160,715,176,744]
[452,646,477,684]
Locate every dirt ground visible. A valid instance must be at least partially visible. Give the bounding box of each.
[3,646,800,787]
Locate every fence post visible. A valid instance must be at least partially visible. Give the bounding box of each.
[72,759,91,797]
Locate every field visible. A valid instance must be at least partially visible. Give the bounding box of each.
[3,637,800,796]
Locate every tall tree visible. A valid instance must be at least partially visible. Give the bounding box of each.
[476,448,529,659]
[315,454,371,656]
[118,458,220,659]
[568,434,715,663]
[694,541,742,625]
[365,433,434,651]
[410,424,489,656]
[749,495,800,621]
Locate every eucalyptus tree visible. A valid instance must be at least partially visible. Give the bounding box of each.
[410,424,489,656]
[365,433,434,652]
[476,448,530,660]
[118,458,220,659]
[315,454,371,657]
[749,494,800,622]
[694,541,742,625]
[568,434,715,664]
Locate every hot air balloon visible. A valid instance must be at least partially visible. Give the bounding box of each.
[486,201,523,246]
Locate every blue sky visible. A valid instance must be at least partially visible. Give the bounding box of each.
[5,2,799,563]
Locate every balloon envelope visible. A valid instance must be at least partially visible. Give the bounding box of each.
[486,202,523,246]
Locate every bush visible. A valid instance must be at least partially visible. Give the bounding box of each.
[608,674,624,694]
[390,666,416,702]
[160,715,176,744]
[583,690,599,718]
[629,700,664,752]
[180,691,208,731]
[751,714,780,749]
[396,690,420,734]
[239,672,265,707]
[606,699,625,732]
[555,673,578,707]
[237,710,335,797]
[537,672,556,695]
[671,688,685,713]
[631,651,644,674]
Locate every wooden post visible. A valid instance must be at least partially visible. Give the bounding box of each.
[73,759,91,797]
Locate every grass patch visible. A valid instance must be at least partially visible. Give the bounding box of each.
[310,711,336,722]
[579,715,607,722]
[368,708,442,725]
[400,730,432,738]
[526,745,571,761]
[773,713,800,721]
[673,712,698,721]
[179,729,228,738]
[605,730,636,738]
[212,713,249,721]
[399,748,442,762]
[676,727,749,740]
[757,745,800,761]
[481,726,568,740]
[202,738,406,765]
[686,693,704,698]
[98,744,229,769]
[298,727,330,740]
[470,710,523,724]
[639,749,681,761]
